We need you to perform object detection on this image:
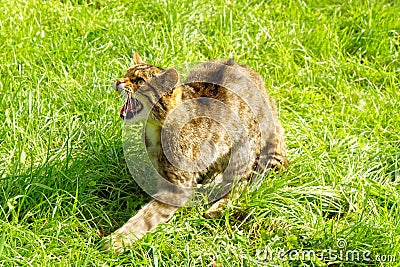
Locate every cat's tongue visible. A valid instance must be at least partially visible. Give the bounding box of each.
[120,98,135,117]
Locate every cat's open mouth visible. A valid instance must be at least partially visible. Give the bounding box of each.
[120,97,143,120]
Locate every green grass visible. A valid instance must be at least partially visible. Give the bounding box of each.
[1,0,399,266]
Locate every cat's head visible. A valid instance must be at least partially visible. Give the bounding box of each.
[113,53,179,123]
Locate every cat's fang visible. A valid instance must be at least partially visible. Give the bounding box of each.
[120,97,143,120]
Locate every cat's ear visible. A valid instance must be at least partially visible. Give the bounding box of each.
[133,53,144,64]
[148,68,179,92]
[161,68,179,86]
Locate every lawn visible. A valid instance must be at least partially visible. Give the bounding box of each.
[1,0,399,266]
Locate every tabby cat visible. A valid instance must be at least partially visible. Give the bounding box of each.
[106,53,287,252]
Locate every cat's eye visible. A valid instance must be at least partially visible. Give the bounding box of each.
[131,78,145,85]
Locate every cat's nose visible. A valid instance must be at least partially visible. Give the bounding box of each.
[113,79,125,91]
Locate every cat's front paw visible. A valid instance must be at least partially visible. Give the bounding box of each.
[204,198,229,219]
[104,233,135,254]
[203,209,224,219]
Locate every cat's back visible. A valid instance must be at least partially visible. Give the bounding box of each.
[166,61,267,176]
[177,59,287,172]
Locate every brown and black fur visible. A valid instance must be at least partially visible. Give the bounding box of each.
[107,53,288,252]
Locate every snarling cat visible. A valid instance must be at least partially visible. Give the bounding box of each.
[106,53,287,252]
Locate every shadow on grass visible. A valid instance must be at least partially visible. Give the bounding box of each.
[0,139,151,242]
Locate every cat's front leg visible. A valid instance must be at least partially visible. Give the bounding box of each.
[204,179,248,219]
[105,173,194,253]
[104,199,179,253]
